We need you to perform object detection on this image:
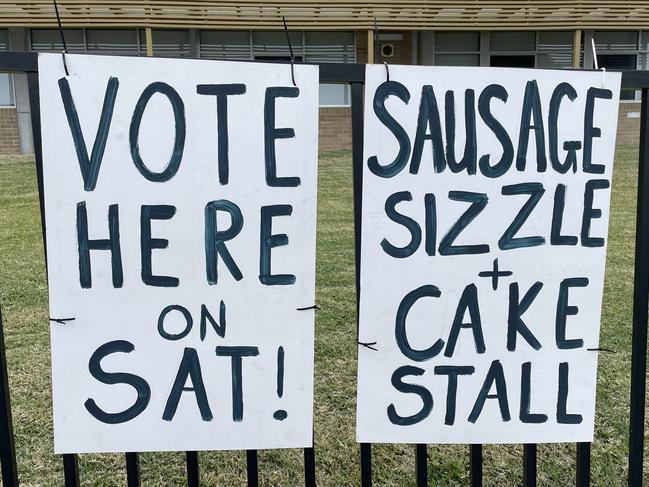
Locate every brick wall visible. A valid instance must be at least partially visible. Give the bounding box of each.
[0,107,20,155]
[617,103,641,146]
[319,107,352,152]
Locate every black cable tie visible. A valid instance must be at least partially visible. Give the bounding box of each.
[52,0,69,76]
[49,317,76,325]
[358,341,378,351]
[282,17,297,86]
[290,59,296,87]
[296,305,320,311]
[587,347,616,353]
[373,16,382,65]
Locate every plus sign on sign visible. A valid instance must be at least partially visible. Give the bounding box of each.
[356,65,621,444]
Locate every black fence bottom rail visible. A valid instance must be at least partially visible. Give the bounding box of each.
[0,51,647,487]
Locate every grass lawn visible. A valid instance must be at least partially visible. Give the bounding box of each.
[0,147,647,486]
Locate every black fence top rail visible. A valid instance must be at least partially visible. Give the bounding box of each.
[1,50,649,88]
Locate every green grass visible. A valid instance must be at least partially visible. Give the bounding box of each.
[0,147,647,485]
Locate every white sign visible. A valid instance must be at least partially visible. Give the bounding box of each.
[39,53,319,453]
[356,65,621,444]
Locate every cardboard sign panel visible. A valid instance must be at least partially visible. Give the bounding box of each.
[356,65,621,444]
[39,53,318,453]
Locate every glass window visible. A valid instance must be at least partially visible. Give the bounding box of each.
[641,31,649,50]
[641,53,649,71]
[319,84,350,106]
[0,30,8,50]
[435,54,479,66]
[87,29,138,54]
[0,74,14,106]
[253,31,303,59]
[200,31,250,60]
[537,31,573,51]
[537,52,575,69]
[144,29,191,57]
[31,29,84,52]
[435,32,479,52]
[598,54,637,100]
[305,32,354,63]
[594,31,638,51]
[490,31,536,51]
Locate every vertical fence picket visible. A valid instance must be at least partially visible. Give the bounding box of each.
[522,444,536,487]
[470,445,482,487]
[186,451,199,487]
[0,308,18,487]
[63,454,80,487]
[125,452,140,486]
[415,444,427,486]
[246,449,258,487]
[304,446,316,486]
[576,442,590,486]
[351,79,371,487]
[628,87,649,487]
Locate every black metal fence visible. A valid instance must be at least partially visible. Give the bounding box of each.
[0,50,647,486]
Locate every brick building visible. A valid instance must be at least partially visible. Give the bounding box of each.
[0,2,648,154]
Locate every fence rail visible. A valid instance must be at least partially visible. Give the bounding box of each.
[0,50,648,486]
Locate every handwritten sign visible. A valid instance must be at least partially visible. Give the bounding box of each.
[356,65,621,444]
[39,53,318,453]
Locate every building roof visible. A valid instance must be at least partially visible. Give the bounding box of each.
[2,1,649,31]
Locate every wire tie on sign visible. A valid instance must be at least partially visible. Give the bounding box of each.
[358,341,378,351]
[52,0,69,76]
[590,37,599,70]
[49,317,76,325]
[587,347,616,353]
[373,17,389,81]
[296,304,320,311]
[282,17,297,87]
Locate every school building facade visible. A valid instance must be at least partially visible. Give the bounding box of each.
[0,1,648,154]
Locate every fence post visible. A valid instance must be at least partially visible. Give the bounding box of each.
[470,445,483,487]
[0,308,18,487]
[63,454,80,487]
[628,87,649,486]
[351,79,372,487]
[415,444,427,486]
[522,444,536,487]
[125,452,140,486]
[186,451,199,487]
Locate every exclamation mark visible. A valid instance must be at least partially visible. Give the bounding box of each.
[273,346,287,421]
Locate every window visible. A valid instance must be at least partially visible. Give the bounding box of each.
[594,31,647,100]
[319,84,350,106]
[537,31,575,69]
[491,55,535,68]
[490,32,536,51]
[436,32,480,52]
[598,54,637,100]
[200,31,250,60]
[594,31,638,51]
[0,30,13,107]
[31,29,84,52]
[434,32,480,66]
[0,29,8,50]
[87,29,139,54]
[305,32,354,63]
[141,30,191,57]
[641,31,649,50]
[252,31,303,60]
[0,74,14,106]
